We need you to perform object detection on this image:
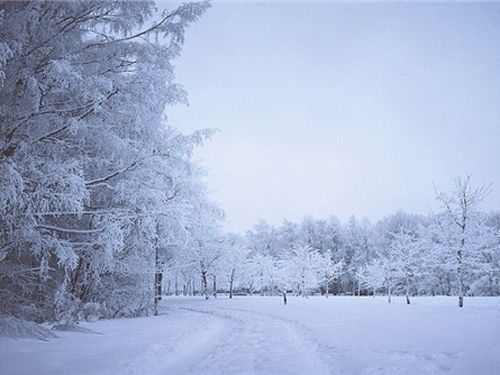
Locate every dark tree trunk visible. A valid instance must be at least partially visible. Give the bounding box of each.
[229,268,235,299]
[154,248,162,316]
[213,275,217,298]
[201,270,209,300]
[283,290,287,305]
[387,278,392,304]
[405,277,411,304]
[458,240,465,308]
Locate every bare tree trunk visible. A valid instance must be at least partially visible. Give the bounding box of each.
[301,274,306,298]
[229,268,235,299]
[165,280,171,296]
[446,272,451,296]
[201,270,209,300]
[325,278,329,298]
[213,275,217,298]
[174,275,179,296]
[387,278,392,304]
[154,248,162,316]
[283,290,287,305]
[405,276,411,304]
[458,242,464,308]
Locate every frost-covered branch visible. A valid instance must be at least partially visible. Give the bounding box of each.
[37,224,103,235]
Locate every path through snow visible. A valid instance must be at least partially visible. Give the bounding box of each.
[176,305,333,375]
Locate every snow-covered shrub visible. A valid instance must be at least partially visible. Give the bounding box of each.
[0,315,57,340]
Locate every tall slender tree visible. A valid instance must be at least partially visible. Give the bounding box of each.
[433,176,490,307]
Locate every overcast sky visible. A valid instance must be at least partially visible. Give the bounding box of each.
[167,1,500,233]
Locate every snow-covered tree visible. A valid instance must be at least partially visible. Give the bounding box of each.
[219,233,249,298]
[343,216,372,295]
[250,253,278,295]
[281,244,322,297]
[474,214,500,295]
[246,220,280,257]
[359,260,387,298]
[178,193,224,300]
[387,224,426,304]
[433,176,491,307]
[319,249,344,298]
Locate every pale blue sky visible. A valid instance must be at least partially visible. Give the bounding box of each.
[167,1,500,232]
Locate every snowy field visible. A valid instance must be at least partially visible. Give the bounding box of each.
[1,296,499,375]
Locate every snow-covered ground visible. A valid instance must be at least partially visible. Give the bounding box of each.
[1,296,499,375]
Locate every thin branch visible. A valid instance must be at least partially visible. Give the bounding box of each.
[85,159,139,186]
[37,224,102,234]
[83,10,179,50]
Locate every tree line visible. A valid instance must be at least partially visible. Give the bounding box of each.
[166,176,500,308]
